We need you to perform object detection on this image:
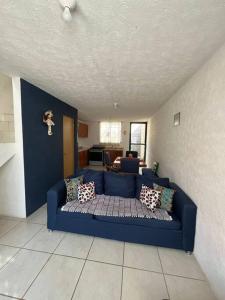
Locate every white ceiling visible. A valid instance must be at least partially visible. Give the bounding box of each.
[0,0,225,121]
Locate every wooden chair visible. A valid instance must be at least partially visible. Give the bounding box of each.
[104,151,120,172]
[125,151,138,158]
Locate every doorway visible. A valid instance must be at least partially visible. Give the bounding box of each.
[63,115,75,178]
[129,122,147,160]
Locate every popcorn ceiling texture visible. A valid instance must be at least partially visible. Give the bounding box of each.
[1,1,225,120]
[149,43,225,300]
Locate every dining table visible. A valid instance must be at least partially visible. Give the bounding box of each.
[113,156,147,168]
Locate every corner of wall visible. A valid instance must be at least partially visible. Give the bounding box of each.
[2,77,26,217]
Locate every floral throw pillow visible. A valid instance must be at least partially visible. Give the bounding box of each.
[139,184,161,212]
[78,181,96,204]
[64,176,83,202]
[153,183,175,212]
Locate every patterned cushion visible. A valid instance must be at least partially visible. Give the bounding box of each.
[153,183,175,212]
[64,176,83,202]
[78,181,96,203]
[139,184,161,212]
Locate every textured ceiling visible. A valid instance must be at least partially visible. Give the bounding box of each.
[0,0,225,121]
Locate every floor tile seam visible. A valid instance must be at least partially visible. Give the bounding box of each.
[0,245,206,283]
[0,248,22,273]
[20,225,45,248]
[21,220,46,225]
[51,232,67,254]
[0,292,22,299]
[0,221,22,239]
[164,273,206,282]
[21,230,64,299]
[157,247,170,300]
[120,242,125,300]
[70,238,95,300]
[0,244,207,283]
[0,223,44,249]
[21,253,53,299]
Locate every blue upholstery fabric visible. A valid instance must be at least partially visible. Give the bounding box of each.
[142,168,158,178]
[136,175,170,198]
[120,158,140,174]
[95,213,181,230]
[170,182,197,251]
[78,169,104,194]
[47,171,197,252]
[104,172,136,198]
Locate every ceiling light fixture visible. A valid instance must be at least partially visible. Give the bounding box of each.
[59,0,77,22]
[113,102,119,109]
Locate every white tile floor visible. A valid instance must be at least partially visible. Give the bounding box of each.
[0,205,217,300]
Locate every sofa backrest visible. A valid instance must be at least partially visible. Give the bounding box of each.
[136,175,170,199]
[78,169,171,199]
[78,169,104,194]
[104,171,136,198]
[170,182,197,216]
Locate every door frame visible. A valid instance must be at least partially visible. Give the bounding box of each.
[63,115,75,178]
[129,122,147,160]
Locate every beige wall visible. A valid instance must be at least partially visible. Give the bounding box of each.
[0,77,26,217]
[0,73,15,143]
[149,44,225,300]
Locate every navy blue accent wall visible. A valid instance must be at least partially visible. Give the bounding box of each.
[21,80,78,216]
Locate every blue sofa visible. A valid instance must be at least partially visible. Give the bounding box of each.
[47,170,197,252]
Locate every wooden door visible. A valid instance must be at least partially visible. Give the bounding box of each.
[63,116,75,178]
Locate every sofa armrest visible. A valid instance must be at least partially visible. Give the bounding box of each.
[47,180,66,229]
[170,183,197,252]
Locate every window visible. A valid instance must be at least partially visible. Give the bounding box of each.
[100,122,121,144]
[129,122,147,160]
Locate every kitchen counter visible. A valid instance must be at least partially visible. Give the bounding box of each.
[104,147,123,151]
[78,147,90,152]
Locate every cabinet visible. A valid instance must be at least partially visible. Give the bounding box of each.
[79,150,89,168]
[105,149,123,162]
[78,122,88,138]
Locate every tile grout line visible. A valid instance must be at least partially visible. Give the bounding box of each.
[70,236,95,300]
[0,220,22,239]
[19,224,45,248]
[0,248,22,273]
[157,247,170,300]
[21,231,66,299]
[120,241,125,300]
[0,222,44,248]
[0,242,207,282]
[0,292,22,299]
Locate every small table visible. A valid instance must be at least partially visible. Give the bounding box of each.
[113,157,147,168]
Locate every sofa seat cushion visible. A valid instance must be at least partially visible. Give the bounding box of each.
[94,213,181,230]
[61,194,172,222]
[58,209,93,220]
[104,172,136,198]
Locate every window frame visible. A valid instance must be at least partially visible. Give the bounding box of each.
[99,121,122,144]
[129,122,147,160]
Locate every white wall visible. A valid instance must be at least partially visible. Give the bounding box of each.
[149,44,225,300]
[0,77,26,218]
